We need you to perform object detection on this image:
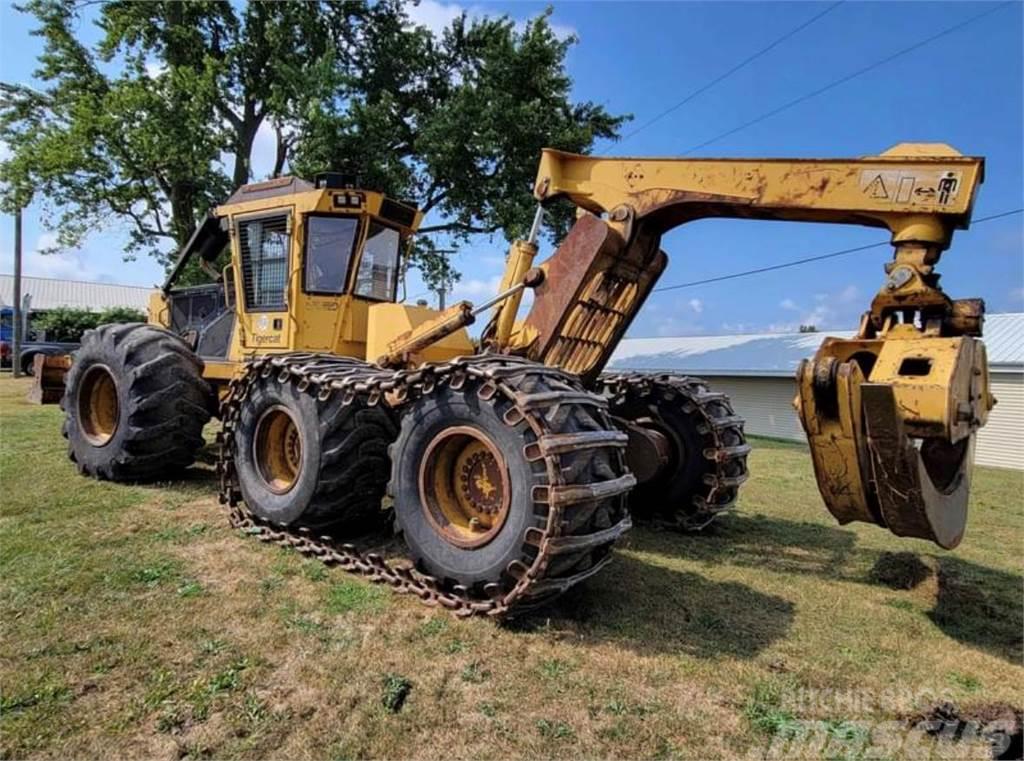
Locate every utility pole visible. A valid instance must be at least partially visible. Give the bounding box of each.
[436,284,446,311]
[12,206,23,378]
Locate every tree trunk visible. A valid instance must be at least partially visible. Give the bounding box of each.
[169,183,197,248]
[232,103,261,188]
[272,124,289,178]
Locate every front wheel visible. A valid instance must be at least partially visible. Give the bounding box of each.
[229,369,397,532]
[62,324,214,481]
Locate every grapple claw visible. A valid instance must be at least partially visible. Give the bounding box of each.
[861,383,972,549]
[796,329,992,550]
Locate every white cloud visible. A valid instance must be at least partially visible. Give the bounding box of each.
[775,284,865,330]
[405,0,576,40]
[688,298,703,314]
[406,0,464,34]
[0,232,109,282]
[654,315,705,337]
[451,274,502,300]
[720,322,753,334]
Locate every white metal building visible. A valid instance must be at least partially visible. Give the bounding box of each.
[609,313,1024,471]
[0,274,153,312]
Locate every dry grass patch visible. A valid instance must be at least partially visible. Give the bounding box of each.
[1,376,1022,759]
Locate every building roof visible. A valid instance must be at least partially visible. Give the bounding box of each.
[609,313,1024,376]
[0,275,154,312]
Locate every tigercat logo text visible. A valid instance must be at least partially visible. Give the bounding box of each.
[251,333,283,345]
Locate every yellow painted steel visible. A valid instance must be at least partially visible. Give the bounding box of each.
[77,365,119,446]
[213,185,427,367]
[253,406,302,494]
[492,240,537,346]
[140,144,994,549]
[533,143,983,245]
[366,302,474,365]
[418,427,511,549]
[147,178,473,388]
[515,143,991,548]
[147,291,171,328]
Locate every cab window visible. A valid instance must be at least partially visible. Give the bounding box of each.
[238,214,290,310]
[304,216,359,294]
[354,222,401,301]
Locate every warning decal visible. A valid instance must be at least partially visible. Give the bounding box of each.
[859,169,963,208]
[937,171,961,205]
[863,174,889,199]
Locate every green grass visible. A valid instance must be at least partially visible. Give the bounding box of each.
[1,377,1021,759]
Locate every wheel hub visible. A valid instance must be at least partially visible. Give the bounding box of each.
[253,406,302,494]
[419,426,511,548]
[78,364,119,446]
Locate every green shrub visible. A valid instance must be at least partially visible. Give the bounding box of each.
[34,306,146,342]
[34,307,101,342]
[97,306,147,325]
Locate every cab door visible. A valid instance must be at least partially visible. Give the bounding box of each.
[233,209,292,351]
[294,213,362,352]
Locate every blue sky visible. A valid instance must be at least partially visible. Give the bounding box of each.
[1,0,1021,336]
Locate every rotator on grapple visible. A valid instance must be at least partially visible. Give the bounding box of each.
[58,143,994,615]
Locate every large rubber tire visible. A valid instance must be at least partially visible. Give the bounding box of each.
[230,372,398,532]
[605,376,748,530]
[62,323,214,481]
[389,371,630,596]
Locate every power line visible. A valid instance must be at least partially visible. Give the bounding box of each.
[652,207,1024,293]
[613,1,844,150]
[679,1,1014,156]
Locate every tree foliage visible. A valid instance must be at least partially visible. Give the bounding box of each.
[34,305,147,342]
[1,1,626,288]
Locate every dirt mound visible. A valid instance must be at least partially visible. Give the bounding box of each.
[869,551,933,590]
[906,701,1023,760]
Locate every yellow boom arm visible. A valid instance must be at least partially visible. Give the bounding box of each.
[534,142,981,244]
[486,143,992,550]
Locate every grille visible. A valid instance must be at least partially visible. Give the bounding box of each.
[169,286,222,333]
[238,214,290,310]
[546,271,637,376]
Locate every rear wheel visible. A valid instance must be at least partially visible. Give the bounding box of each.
[230,370,397,531]
[601,374,749,529]
[62,323,214,481]
[389,367,633,599]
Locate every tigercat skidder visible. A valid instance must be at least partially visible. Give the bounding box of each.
[61,143,994,616]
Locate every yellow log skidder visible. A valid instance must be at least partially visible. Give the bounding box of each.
[59,143,993,615]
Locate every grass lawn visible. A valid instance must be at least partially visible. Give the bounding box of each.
[1,374,1021,759]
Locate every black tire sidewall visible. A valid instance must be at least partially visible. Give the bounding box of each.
[64,324,212,480]
[393,389,539,586]
[615,394,706,507]
[233,378,323,525]
[66,343,132,472]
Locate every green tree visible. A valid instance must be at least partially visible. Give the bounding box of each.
[1,1,626,289]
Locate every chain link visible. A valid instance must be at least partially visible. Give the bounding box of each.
[218,353,634,618]
[598,372,751,530]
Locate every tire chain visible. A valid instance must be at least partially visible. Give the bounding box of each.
[218,352,634,618]
[597,372,750,530]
